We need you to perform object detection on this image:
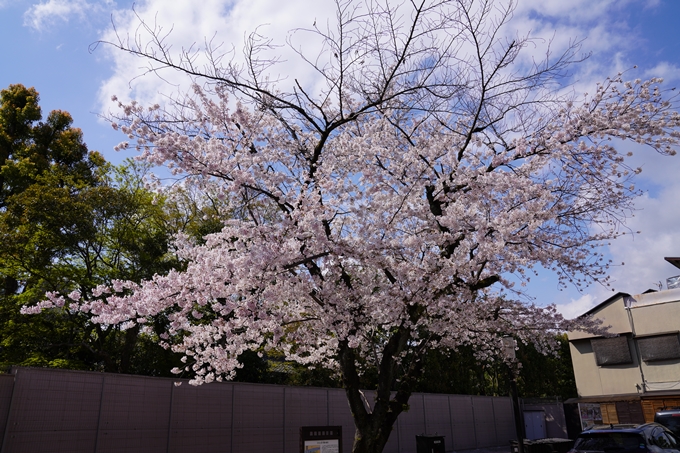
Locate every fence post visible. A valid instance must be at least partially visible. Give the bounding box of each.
[166,380,175,453]
[92,373,106,453]
[422,394,427,432]
[283,386,286,452]
[230,383,235,453]
[471,396,478,449]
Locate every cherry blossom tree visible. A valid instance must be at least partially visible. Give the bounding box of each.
[28,0,680,452]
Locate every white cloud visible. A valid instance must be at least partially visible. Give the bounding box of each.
[555,294,599,320]
[603,181,680,295]
[96,0,337,110]
[643,62,680,83]
[95,0,646,111]
[23,0,113,31]
[517,0,621,16]
[503,0,680,315]
[550,146,680,315]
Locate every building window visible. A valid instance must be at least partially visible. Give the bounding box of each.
[591,336,633,366]
[638,334,680,362]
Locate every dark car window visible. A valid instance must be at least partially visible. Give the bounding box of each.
[656,415,680,437]
[660,430,680,450]
[574,433,646,451]
[652,428,671,449]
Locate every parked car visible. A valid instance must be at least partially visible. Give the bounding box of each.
[656,409,680,437]
[569,423,680,453]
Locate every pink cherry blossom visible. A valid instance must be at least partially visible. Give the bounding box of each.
[26,1,680,452]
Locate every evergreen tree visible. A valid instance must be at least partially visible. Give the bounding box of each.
[0,85,182,374]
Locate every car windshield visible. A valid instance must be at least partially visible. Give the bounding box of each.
[656,415,680,436]
[574,433,646,452]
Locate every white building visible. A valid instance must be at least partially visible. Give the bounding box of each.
[566,258,680,427]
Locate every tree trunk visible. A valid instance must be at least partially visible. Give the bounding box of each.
[119,324,140,373]
[346,386,416,453]
[338,325,423,453]
[350,413,397,453]
[2,276,18,296]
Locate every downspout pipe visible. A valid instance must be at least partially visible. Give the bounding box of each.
[624,295,646,392]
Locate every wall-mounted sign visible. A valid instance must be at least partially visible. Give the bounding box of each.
[300,426,342,453]
[579,403,602,430]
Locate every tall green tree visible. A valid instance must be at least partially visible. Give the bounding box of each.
[0,85,185,374]
[0,162,182,373]
[0,84,104,295]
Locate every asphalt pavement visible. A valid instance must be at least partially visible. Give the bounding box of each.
[451,446,512,453]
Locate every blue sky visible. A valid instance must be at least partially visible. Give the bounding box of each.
[1,0,680,317]
[0,0,138,163]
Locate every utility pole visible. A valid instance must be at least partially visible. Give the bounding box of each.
[502,337,525,453]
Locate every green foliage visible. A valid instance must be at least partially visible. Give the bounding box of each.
[0,84,185,375]
[411,335,577,400]
[230,349,341,388]
[515,334,577,400]
[0,84,103,209]
[227,336,576,400]
[415,346,499,396]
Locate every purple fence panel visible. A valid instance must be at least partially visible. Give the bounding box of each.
[169,380,234,453]
[394,392,426,453]
[424,394,453,448]
[450,395,476,450]
[284,387,330,453]
[2,368,102,453]
[6,429,101,453]
[327,388,355,451]
[472,396,498,448]
[0,367,528,452]
[0,374,14,450]
[231,383,284,453]
[96,373,171,453]
[493,397,515,444]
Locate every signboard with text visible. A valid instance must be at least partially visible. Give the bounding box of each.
[300,426,342,453]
